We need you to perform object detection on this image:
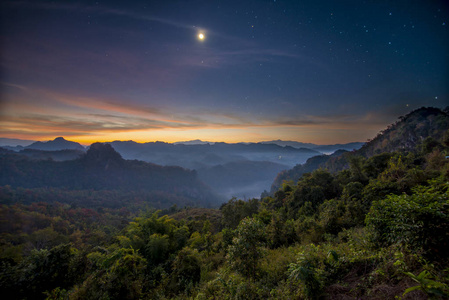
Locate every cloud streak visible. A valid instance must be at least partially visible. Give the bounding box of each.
[3,1,309,69]
[0,84,395,141]
[4,1,216,37]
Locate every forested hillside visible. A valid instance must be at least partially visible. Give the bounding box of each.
[0,108,448,299]
[106,141,321,199]
[0,143,219,208]
[271,107,449,193]
[0,137,363,200]
[0,147,85,162]
[359,107,449,156]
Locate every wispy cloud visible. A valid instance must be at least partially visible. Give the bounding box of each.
[1,83,397,137]
[0,82,28,91]
[4,1,207,34]
[40,90,162,117]
[3,0,309,70]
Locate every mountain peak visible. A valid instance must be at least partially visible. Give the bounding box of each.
[26,137,85,151]
[359,107,448,156]
[174,139,212,145]
[85,143,124,166]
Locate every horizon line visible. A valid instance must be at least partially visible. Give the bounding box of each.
[0,136,365,147]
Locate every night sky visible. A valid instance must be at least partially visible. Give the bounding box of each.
[1,0,448,144]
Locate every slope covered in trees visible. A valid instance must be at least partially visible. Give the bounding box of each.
[0,107,448,299]
[1,129,447,299]
[107,141,320,199]
[0,143,219,208]
[0,148,85,161]
[271,107,449,193]
[359,107,449,156]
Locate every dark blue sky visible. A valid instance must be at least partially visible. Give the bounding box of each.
[1,0,448,144]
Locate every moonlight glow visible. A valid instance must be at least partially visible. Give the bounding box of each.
[198,33,205,40]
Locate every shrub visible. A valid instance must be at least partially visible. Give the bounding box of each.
[366,182,449,258]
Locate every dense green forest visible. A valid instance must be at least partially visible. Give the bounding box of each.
[0,143,219,208]
[1,107,448,299]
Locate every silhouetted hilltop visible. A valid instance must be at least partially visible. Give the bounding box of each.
[84,143,124,168]
[26,137,85,151]
[358,107,449,157]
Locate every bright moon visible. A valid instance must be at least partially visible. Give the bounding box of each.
[198,33,205,40]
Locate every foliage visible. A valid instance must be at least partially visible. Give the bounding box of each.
[71,248,146,300]
[366,181,449,257]
[288,245,325,299]
[220,198,259,229]
[227,217,266,280]
[1,243,79,300]
[402,270,449,299]
[1,107,449,299]
[0,142,219,208]
[168,247,202,294]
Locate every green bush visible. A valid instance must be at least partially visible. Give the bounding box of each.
[366,182,449,258]
[227,218,266,280]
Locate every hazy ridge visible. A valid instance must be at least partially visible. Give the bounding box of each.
[0,138,363,199]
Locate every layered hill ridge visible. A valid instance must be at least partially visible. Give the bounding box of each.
[0,138,35,147]
[106,141,314,199]
[0,137,360,200]
[0,142,219,207]
[260,140,364,154]
[271,107,449,192]
[107,140,320,169]
[3,107,445,201]
[26,137,85,151]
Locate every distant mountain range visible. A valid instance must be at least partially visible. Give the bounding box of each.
[0,138,364,199]
[0,143,218,207]
[0,138,35,147]
[1,137,85,152]
[0,147,85,161]
[107,140,320,169]
[173,139,365,154]
[26,137,85,151]
[1,107,446,203]
[0,137,363,156]
[105,141,319,198]
[260,140,364,154]
[173,139,213,145]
